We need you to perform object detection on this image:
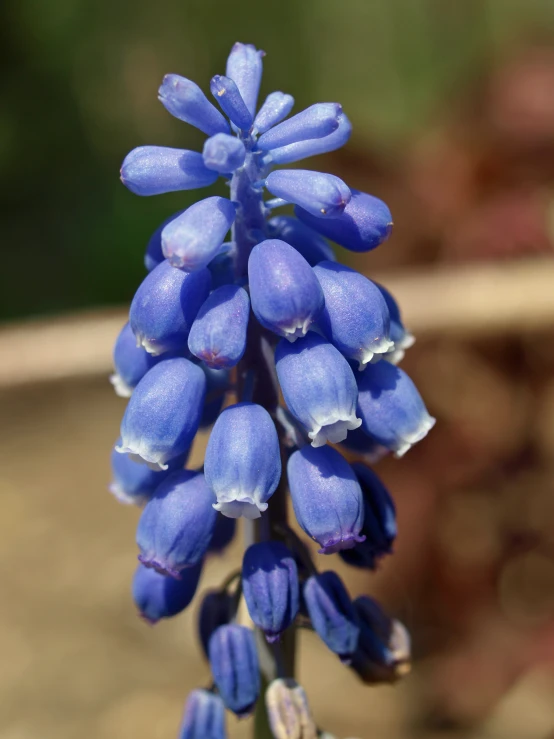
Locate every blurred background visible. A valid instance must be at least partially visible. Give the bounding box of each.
[2,0,554,737]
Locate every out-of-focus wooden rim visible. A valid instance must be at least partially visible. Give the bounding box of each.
[2,258,554,388]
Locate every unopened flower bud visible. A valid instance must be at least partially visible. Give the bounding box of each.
[265,678,317,739]
[209,624,260,716]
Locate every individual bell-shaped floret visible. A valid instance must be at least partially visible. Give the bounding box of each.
[179,689,227,739]
[132,561,202,624]
[110,321,157,397]
[120,146,218,196]
[267,216,335,266]
[161,197,237,271]
[248,239,324,341]
[254,91,295,134]
[350,596,411,684]
[356,361,435,456]
[287,445,365,554]
[109,441,188,506]
[242,541,299,643]
[204,403,281,519]
[117,357,206,469]
[296,189,392,252]
[265,170,351,218]
[339,463,396,570]
[210,75,253,130]
[257,103,342,150]
[202,134,246,174]
[313,262,393,368]
[265,678,318,739]
[267,113,352,165]
[188,285,249,369]
[209,624,260,716]
[225,42,264,118]
[373,281,415,364]
[207,514,236,554]
[303,571,360,662]
[144,210,185,272]
[275,334,361,447]
[130,260,211,355]
[158,75,230,136]
[136,470,217,577]
[198,365,230,429]
[198,589,235,658]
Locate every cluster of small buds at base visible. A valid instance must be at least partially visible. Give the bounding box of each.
[110,39,435,738]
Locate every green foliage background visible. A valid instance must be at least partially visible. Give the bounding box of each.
[1,0,552,320]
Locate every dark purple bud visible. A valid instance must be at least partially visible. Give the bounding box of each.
[303,571,360,662]
[339,463,396,570]
[179,689,227,739]
[137,470,217,577]
[209,624,260,716]
[242,541,300,642]
[198,589,235,659]
[132,561,202,624]
[207,514,237,555]
[350,596,411,684]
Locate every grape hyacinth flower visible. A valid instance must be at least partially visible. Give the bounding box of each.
[132,561,202,624]
[110,40,434,738]
[242,541,300,642]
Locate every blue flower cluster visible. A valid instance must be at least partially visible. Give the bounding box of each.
[110,42,434,738]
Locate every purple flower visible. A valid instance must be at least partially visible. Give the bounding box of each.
[179,689,227,739]
[204,403,281,519]
[209,624,260,716]
[130,260,211,356]
[287,445,365,554]
[132,561,202,624]
[356,360,435,456]
[304,571,360,662]
[117,357,206,470]
[242,541,299,642]
[188,284,249,368]
[275,334,361,447]
[248,239,324,341]
[121,146,217,196]
[137,470,217,577]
